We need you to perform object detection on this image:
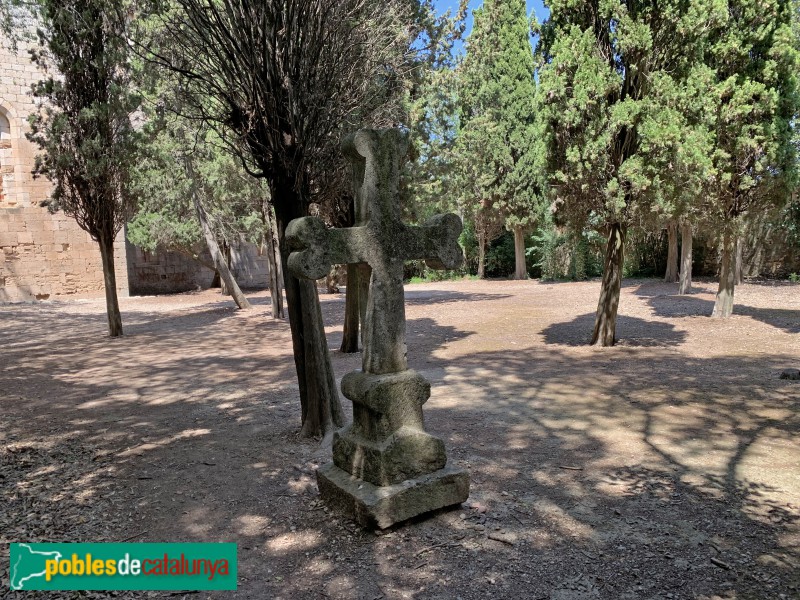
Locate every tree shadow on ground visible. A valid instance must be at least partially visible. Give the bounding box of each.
[738,280,800,289]
[631,282,800,334]
[404,290,513,306]
[412,345,800,599]
[218,343,799,599]
[0,299,476,597]
[317,288,511,333]
[1,292,798,599]
[540,312,688,347]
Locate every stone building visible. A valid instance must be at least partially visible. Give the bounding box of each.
[0,31,130,301]
[0,31,268,301]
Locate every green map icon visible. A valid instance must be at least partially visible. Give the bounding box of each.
[10,544,63,590]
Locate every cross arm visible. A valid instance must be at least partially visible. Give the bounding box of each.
[286,216,368,280]
[407,213,464,271]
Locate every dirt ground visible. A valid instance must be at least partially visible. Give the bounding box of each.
[1,278,798,600]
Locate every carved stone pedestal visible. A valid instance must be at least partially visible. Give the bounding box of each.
[288,128,470,528]
[317,370,469,528]
[317,462,469,529]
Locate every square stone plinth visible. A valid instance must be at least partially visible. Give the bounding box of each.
[317,462,469,529]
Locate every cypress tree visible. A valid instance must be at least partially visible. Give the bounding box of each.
[457,0,543,280]
[537,0,721,345]
[27,0,141,337]
[704,0,799,317]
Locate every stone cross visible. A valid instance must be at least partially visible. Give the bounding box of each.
[285,129,463,375]
[286,128,469,528]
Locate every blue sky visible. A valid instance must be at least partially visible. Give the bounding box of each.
[433,0,550,47]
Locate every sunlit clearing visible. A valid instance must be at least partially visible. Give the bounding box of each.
[266,530,322,554]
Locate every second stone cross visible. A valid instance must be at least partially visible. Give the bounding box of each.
[286,128,470,528]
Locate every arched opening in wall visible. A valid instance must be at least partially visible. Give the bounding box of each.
[0,110,13,205]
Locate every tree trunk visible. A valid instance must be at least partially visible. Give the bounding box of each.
[263,203,284,319]
[734,236,744,285]
[678,220,693,295]
[183,158,251,309]
[664,220,678,283]
[220,242,230,296]
[341,263,360,353]
[712,231,736,318]
[271,208,285,317]
[273,183,343,439]
[98,232,123,337]
[340,183,369,352]
[513,225,527,280]
[591,223,626,346]
[477,227,486,279]
[191,186,251,310]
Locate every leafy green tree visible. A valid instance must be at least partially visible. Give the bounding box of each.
[27,0,142,337]
[537,0,722,345]
[637,62,718,294]
[702,0,799,317]
[129,115,274,311]
[405,54,462,222]
[403,1,467,216]
[456,0,542,280]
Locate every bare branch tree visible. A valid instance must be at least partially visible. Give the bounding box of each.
[138,0,420,437]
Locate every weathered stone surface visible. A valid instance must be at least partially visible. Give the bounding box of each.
[286,129,462,375]
[317,462,469,529]
[0,37,129,301]
[342,369,430,432]
[332,369,444,485]
[334,425,446,486]
[287,128,469,528]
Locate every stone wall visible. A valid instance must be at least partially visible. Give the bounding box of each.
[125,237,270,296]
[230,238,270,289]
[125,241,215,296]
[0,31,128,301]
[0,208,128,301]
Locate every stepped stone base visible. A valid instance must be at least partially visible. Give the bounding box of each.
[317,462,469,529]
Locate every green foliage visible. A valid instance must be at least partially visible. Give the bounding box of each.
[699,0,800,234]
[404,259,470,282]
[454,0,545,237]
[568,235,590,281]
[484,232,516,278]
[537,0,723,232]
[406,270,475,284]
[785,197,800,247]
[128,114,269,261]
[127,211,199,254]
[528,225,604,281]
[789,272,800,283]
[403,1,468,221]
[528,226,566,280]
[27,0,142,243]
[536,0,799,309]
[457,216,480,274]
[623,229,667,278]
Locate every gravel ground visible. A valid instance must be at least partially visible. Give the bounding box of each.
[0,277,798,599]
